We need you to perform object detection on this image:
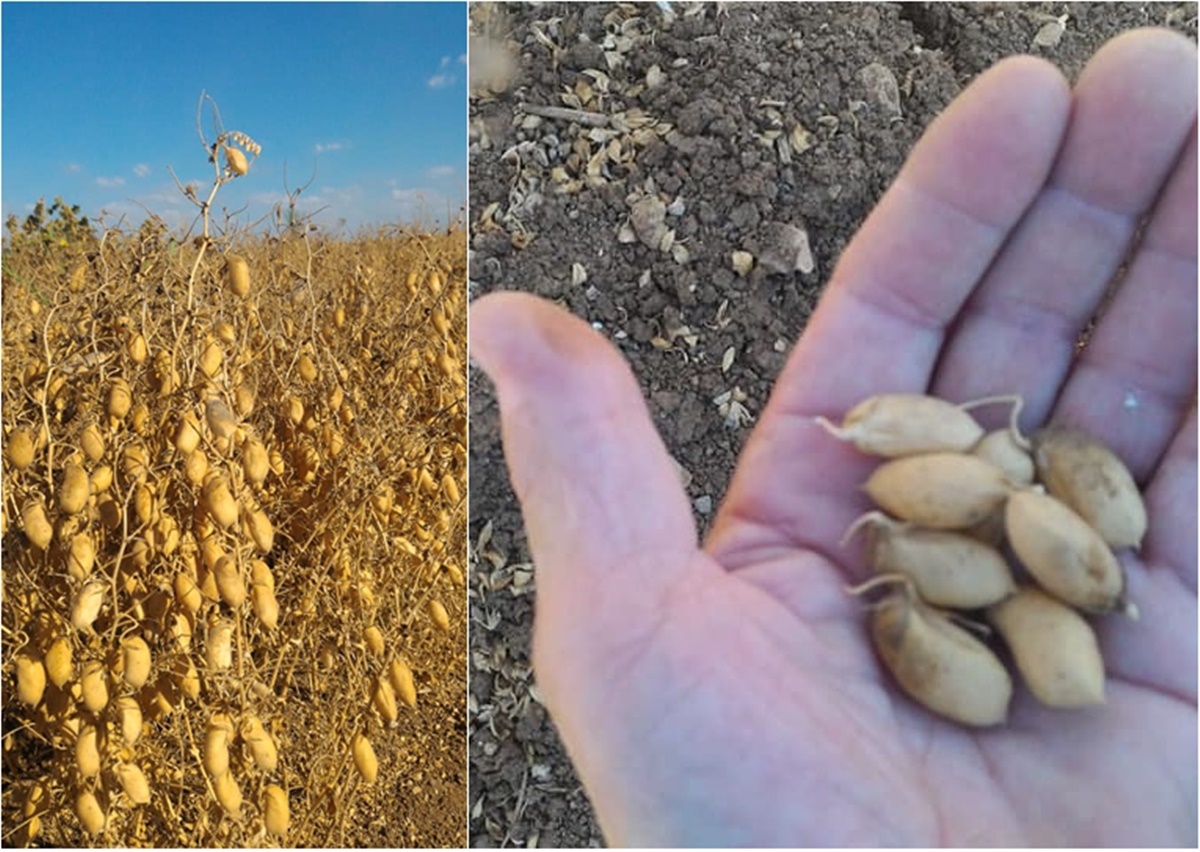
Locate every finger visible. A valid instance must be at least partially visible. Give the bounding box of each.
[1052,123,1197,479]
[933,28,1198,448]
[708,56,1071,565]
[468,291,699,648]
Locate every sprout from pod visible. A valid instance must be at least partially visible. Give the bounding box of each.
[852,575,1012,727]
[1005,489,1130,615]
[21,500,53,550]
[225,256,251,298]
[263,784,290,838]
[427,599,450,633]
[7,428,36,469]
[1032,426,1147,550]
[116,762,152,805]
[44,636,74,688]
[388,658,417,709]
[864,453,1013,530]
[121,636,152,689]
[80,660,110,713]
[75,789,106,836]
[352,733,378,783]
[988,586,1106,707]
[15,653,46,706]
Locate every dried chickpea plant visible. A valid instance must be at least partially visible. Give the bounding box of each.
[827,393,1145,726]
[1,96,467,847]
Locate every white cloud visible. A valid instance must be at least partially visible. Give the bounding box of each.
[66,163,83,174]
[426,165,456,179]
[96,176,126,188]
[133,164,152,178]
[458,53,466,65]
[428,56,460,88]
[315,142,344,154]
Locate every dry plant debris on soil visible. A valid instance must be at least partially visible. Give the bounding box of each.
[2,149,468,843]
[467,2,1196,846]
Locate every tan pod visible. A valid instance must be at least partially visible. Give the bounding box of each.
[1032,426,1147,549]
[852,512,1016,608]
[870,582,1012,726]
[989,587,1105,707]
[864,453,1013,529]
[815,393,984,457]
[1006,489,1125,613]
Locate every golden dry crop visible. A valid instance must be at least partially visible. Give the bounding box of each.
[2,207,466,845]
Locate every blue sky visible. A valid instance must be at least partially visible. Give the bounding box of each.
[2,2,465,234]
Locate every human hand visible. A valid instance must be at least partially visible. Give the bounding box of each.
[470,28,1197,846]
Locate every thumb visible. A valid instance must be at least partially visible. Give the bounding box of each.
[469,292,698,676]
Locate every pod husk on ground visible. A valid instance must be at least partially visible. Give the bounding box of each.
[988,587,1106,707]
[1032,426,1147,549]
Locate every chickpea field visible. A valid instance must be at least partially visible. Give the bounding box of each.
[1,201,468,845]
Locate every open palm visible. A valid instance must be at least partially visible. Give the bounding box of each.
[470,30,1197,846]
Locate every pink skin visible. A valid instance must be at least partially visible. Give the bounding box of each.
[470,29,1197,846]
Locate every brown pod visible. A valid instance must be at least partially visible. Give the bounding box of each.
[988,587,1105,707]
[816,393,985,457]
[864,453,1013,529]
[121,636,152,689]
[868,579,1012,726]
[1005,489,1125,613]
[1032,426,1147,549]
[213,770,242,816]
[59,463,91,514]
[115,762,152,805]
[352,733,378,783]
[373,676,399,724]
[850,512,1016,608]
[75,789,106,836]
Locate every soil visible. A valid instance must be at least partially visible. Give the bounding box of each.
[466,2,1197,847]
